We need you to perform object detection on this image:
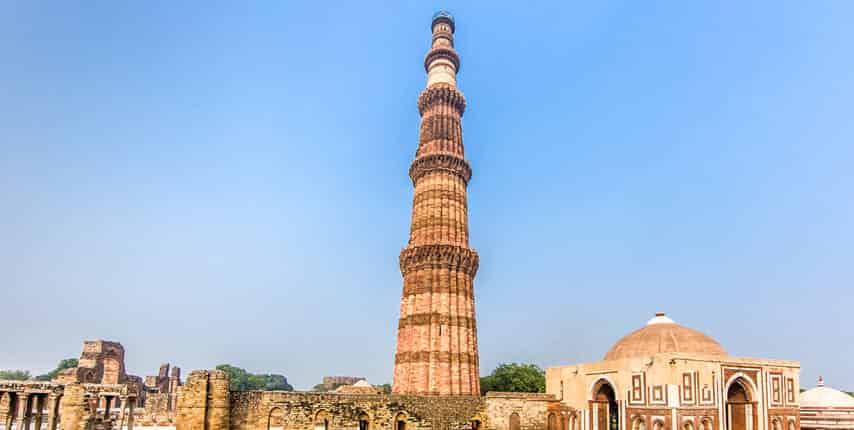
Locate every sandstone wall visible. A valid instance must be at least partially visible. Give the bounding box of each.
[229,391,485,430]
[177,370,574,430]
[176,369,231,430]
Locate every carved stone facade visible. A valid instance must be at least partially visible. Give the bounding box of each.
[546,314,800,430]
[393,9,480,397]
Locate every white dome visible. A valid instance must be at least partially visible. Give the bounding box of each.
[801,379,854,408]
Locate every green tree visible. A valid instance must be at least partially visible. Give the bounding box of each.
[36,358,79,381]
[0,370,32,381]
[480,363,545,395]
[379,383,392,394]
[215,364,293,391]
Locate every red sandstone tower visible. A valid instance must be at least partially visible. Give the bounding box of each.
[392,11,480,396]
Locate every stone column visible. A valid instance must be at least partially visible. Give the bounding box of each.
[33,394,46,430]
[60,384,88,430]
[118,396,126,428]
[176,371,210,430]
[127,396,135,430]
[46,393,60,430]
[206,370,231,430]
[3,392,14,430]
[15,392,30,430]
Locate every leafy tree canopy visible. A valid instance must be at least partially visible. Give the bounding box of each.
[480,363,545,395]
[36,358,79,381]
[215,364,293,391]
[0,370,32,381]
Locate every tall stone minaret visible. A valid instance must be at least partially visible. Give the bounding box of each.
[392,11,480,396]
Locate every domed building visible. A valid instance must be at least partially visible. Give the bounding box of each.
[546,313,800,430]
[800,377,854,430]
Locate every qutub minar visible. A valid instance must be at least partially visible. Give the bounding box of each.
[393,10,481,396]
[0,11,825,430]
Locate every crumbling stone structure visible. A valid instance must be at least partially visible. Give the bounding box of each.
[57,340,129,385]
[0,380,138,430]
[141,362,182,425]
[176,370,232,430]
[175,370,570,430]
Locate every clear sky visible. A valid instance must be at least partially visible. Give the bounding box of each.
[2,1,852,391]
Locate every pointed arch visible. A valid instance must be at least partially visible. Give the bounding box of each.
[268,406,285,430]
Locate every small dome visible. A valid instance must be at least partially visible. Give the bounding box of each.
[432,10,455,32]
[801,378,854,408]
[604,313,727,360]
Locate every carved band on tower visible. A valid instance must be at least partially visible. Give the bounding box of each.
[392,11,480,396]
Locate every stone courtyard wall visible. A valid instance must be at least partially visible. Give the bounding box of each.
[230,391,485,430]
[176,369,571,430]
[484,393,571,430]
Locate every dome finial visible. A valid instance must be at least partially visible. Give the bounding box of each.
[818,376,824,387]
[647,312,675,325]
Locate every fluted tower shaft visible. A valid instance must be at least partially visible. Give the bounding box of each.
[392,11,480,396]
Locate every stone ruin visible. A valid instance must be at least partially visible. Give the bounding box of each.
[175,370,569,430]
[141,363,182,426]
[0,340,192,429]
[1,340,571,430]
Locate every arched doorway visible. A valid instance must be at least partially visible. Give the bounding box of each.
[726,378,754,430]
[395,413,408,430]
[358,412,371,430]
[549,413,558,430]
[510,413,521,430]
[268,407,285,430]
[315,410,331,430]
[592,380,619,430]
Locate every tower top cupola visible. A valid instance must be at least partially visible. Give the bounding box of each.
[432,10,455,32]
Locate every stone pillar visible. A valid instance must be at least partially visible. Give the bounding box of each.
[15,392,30,430]
[206,370,230,430]
[46,393,60,430]
[176,370,230,430]
[127,396,135,430]
[33,394,46,430]
[176,370,211,430]
[117,396,126,429]
[3,393,14,430]
[60,384,89,430]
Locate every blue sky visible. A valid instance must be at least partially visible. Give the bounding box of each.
[1,1,852,390]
